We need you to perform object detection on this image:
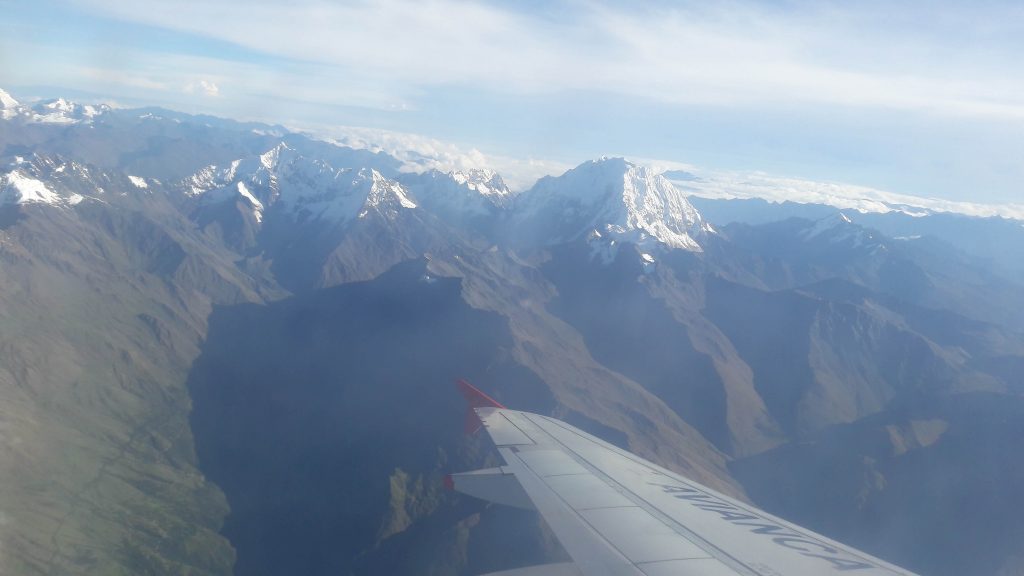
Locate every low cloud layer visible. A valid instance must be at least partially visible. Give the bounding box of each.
[307,123,570,191]
[677,169,1024,221]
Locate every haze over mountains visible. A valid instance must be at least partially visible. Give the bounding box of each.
[1,90,1023,576]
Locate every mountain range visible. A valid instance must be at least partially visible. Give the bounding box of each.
[1,89,1022,576]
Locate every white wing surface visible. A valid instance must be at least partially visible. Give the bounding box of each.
[449,382,919,576]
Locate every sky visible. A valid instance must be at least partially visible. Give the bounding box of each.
[2,0,1023,204]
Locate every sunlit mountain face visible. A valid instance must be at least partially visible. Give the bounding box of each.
[1,93,1023,576]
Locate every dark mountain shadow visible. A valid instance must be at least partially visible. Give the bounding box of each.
[187,258,554,575]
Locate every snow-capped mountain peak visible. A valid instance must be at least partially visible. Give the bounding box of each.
[187,143,296,198]
[186,146,418,226]
[44,98,75,113]
[258,142,297,172]
[361,168,417,214]
[0,89,112,124]
[30,98,110,124]
[397,168,514,225]
[450,168,512,199]
[515,157,710,252]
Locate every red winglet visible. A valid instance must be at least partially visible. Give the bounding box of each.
[456,379,506,409]
[456,379,505,434]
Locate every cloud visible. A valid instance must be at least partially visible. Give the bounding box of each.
[68,0,1024,121]
[674,167,1024,221]
[304,123,569,190]
[184,79,220,97]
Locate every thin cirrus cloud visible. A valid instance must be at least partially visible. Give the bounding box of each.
[67,0,1024,121]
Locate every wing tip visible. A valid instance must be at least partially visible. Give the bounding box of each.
[455,379,504,434]
[455,379,506,409]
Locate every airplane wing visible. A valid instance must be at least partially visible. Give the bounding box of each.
[449,380,919,576]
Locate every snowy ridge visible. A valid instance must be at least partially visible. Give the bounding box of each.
[399,168,513,222]
[33,98,111,124]
[516,157,710,252]
[279,166,415,222]
[361,170,417,213]
[187,143,297,197]
[0,89,112,124]
[186,143,419,225]
[0,156,146,208]
[450,169,512,201]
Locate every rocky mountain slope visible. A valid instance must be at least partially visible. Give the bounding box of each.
[1,91,1022,576]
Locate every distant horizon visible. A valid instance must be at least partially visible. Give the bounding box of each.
[3,83,1023,222]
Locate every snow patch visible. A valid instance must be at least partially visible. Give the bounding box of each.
[398,191,417,209]
[1,171,61,205]
[127,175,148,189]
[236,181,264,223]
